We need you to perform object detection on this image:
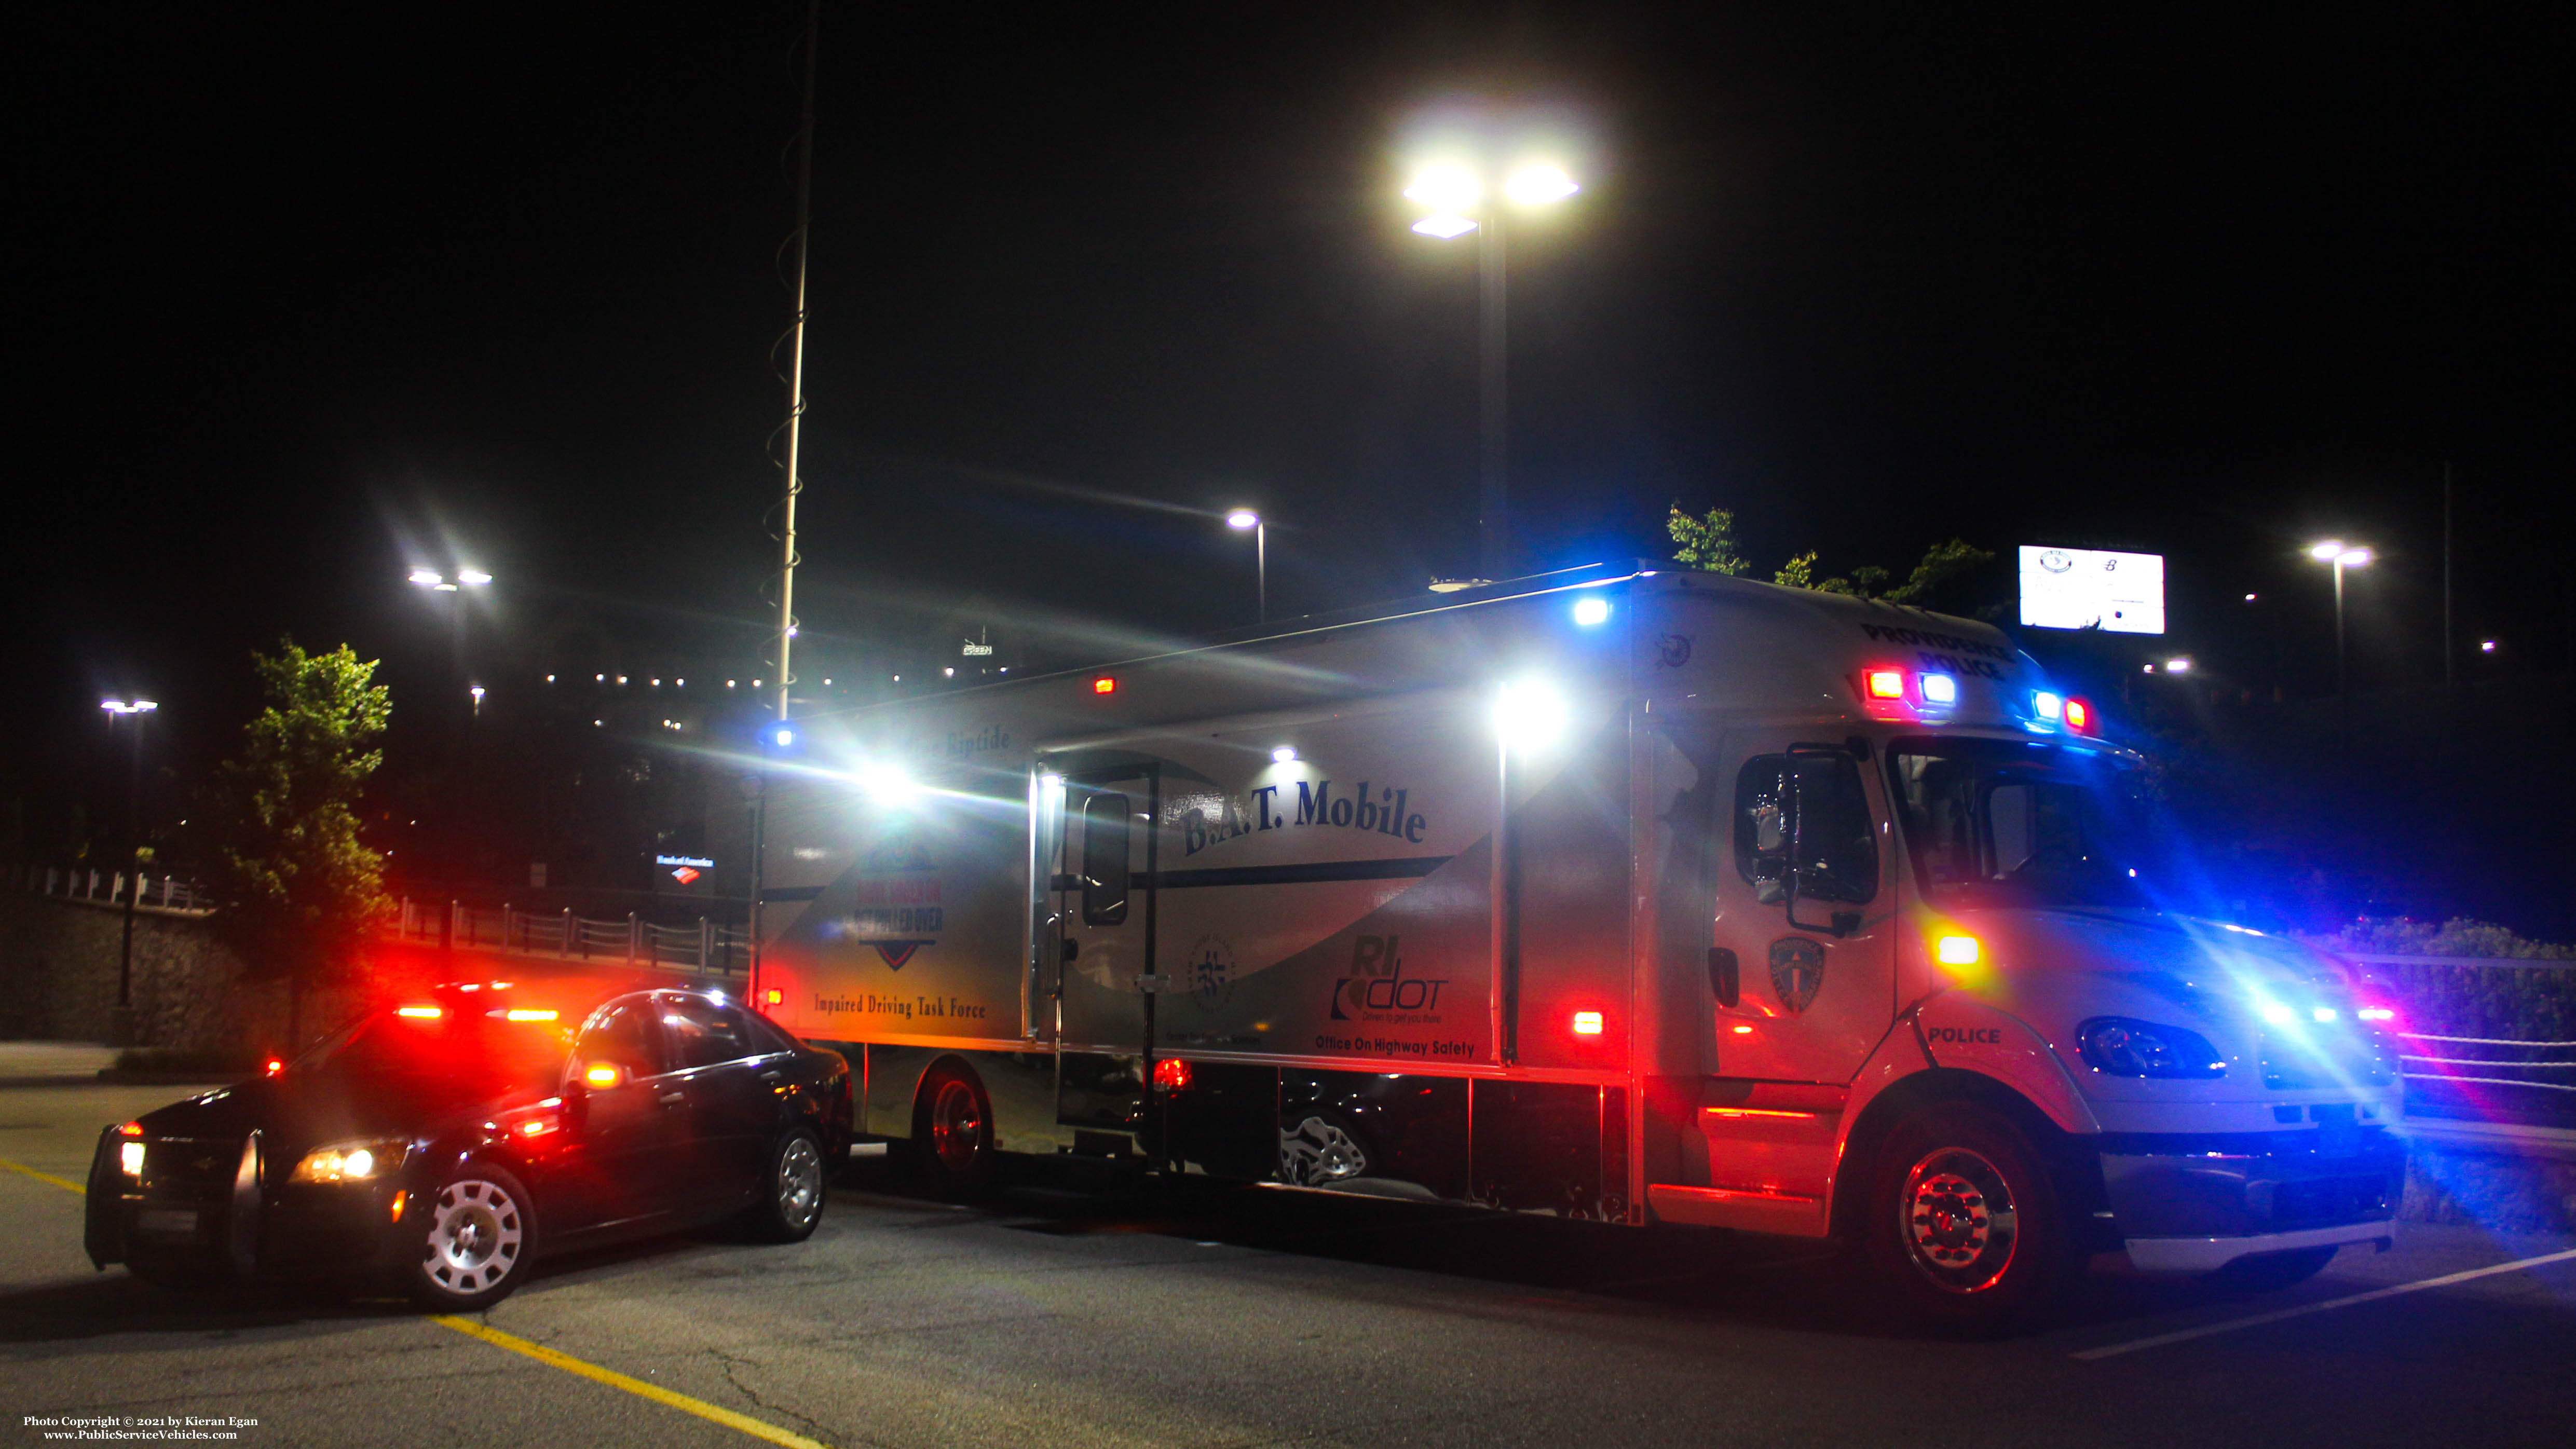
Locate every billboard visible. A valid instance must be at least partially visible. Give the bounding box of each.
[2018,546,2165,634]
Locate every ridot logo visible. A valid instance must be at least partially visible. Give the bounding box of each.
[1330,934,1448,1021]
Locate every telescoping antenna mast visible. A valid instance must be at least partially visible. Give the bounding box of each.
[771,0,821,729]
[755,0,821,1005]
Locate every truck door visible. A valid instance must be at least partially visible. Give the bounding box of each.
[1707,738,1896,1085]
[1051,767,1159,1132]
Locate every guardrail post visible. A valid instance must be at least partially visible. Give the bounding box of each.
[561,907,575,958]
[699,917,712,971]
[626,912,639,965]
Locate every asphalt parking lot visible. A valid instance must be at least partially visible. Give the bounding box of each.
[5,1077,2574,1449]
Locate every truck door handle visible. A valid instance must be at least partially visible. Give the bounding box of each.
[658,1090,688,1107]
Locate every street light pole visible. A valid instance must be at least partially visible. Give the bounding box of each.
[2309,540,2373,719]
[1478,211,1508,583]
[101,699,157,1037]
[1225,509,1266,622]
[1405,156,1577,585]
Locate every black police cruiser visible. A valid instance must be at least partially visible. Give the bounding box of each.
[85,977,854,1309]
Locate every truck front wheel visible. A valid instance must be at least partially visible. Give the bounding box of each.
[1862,1101,2073,1332]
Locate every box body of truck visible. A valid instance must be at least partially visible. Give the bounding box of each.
[753,568,2403,1306]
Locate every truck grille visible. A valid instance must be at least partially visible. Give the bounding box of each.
[138,1137,241,1208]
[2260,1031,2395,1090]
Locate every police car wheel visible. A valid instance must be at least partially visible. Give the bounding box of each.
[742,1128,828,1243]
[409,1164,536,1311]
[1865,1102,2070,1331]
[912,1063,996,1198]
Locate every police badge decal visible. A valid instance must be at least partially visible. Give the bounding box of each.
[1767,936,1825,1014]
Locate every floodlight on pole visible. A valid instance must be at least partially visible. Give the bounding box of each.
[1225,509,1267,622]
[2308,539,2374,709]
[1401,142,1582,584]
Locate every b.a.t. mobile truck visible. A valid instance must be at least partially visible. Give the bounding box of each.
[752,566,2402,1324]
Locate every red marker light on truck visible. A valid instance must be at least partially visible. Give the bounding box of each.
[394,1005,443,1019]
[764,989,783,1006]
[2064,697,2095,734]
[1092,676,1117,695]
[1153,1057,1193,1090]
[1864,669,1905,700]
[1572,1010,1605,1036]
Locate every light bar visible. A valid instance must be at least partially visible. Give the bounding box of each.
[1571,1010,1604,1036]
[394,1005,443,1019]
[1864,669,1905,700]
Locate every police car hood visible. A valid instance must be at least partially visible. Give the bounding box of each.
[135,1072,535,1159]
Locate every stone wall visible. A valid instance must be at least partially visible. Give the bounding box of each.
[0,893,367,1054]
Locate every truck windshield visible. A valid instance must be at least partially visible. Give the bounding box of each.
[1887,736,2150,909]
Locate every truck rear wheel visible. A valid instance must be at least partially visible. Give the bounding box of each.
[1863,1101,2072,1332]
[912,1062,996,1199]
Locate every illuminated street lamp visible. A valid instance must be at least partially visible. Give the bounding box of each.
[1225,509,1266,623]
[2308,541,2373,705]
[100,698,158,1036]
[1403,148,1582,582]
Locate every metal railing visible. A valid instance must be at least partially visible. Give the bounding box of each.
[392,897,751,975]
[17,864,212,914]
[2398,1032,2576,1094]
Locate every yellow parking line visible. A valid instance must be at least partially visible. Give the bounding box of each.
[4,1155,825,1447]
[0,1155,86,1194]
[432,1316,835,1449]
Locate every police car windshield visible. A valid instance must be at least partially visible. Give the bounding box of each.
[1888,737,2150,910]
[295,1009,570,1102]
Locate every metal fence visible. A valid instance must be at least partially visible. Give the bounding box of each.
[16,864,212,913]
[2397,1032,2576,1095]
[2333,952,2576,1099]
[392,897,751,975]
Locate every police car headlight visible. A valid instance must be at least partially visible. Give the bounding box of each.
[290,1138,410,1185]
[2076,1018,2227,1079]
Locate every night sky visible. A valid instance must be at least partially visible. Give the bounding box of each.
[10,3,2567,802]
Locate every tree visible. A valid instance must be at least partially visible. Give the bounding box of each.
[1669,500,1993,613]
[1666,503,1748,576]
[196,641,393,1041]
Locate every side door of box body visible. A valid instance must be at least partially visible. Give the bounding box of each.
[1049,765,1158,1132]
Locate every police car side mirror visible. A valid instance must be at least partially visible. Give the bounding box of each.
[1752,875,1787,906]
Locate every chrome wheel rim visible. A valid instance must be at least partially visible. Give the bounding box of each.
[1278,1117,1367,1185]
[1899,1146,2018,1294]
[424,1177,524,1296]
[931,1080,984,1172]
[776,1136,824,1228]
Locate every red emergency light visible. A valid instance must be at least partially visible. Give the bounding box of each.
[1152,1057,1193,1090]
[1864,669,1905,700]
[763,988,783,1007]
[2064,696,2097,735]
[1571,1010,1605,1036]
[1091,676,1118,695]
